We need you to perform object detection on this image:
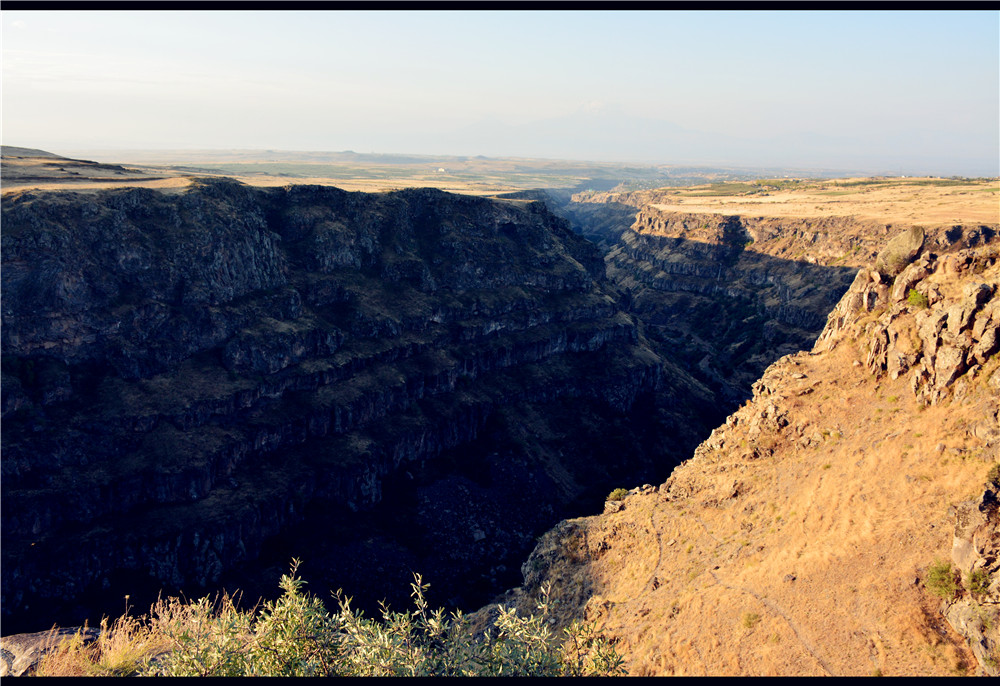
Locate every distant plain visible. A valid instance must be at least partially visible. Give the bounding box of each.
[2,146,997,227]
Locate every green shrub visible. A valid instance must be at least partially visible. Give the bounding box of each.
[987,463,1000,489]
[926,559,959,599]
[741,612,760,629]
[131,560,624,677]
[966,569,991,596]
[607,488,629,502]
[907,289,930,309]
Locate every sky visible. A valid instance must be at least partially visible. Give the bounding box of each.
[2,9,998,176]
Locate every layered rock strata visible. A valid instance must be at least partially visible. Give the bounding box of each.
[604,208,869,403]
[1,180,714,632]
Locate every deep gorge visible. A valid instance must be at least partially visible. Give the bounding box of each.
[2,180,863,633]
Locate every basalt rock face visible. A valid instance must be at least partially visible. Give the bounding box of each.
[1,180,715,633]
[604,208,864,404]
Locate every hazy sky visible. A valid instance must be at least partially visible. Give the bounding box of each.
[3,9,998,175]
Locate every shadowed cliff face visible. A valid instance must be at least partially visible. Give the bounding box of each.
[500,193,872,405]
[607,226,859,404]
[1,180,718,633]
[558,200,994,408]
[499,189,639,251]
[530,194,862,406]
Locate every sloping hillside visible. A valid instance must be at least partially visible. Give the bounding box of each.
[489,226,999,676]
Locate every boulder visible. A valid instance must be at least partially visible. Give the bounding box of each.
[916,309,948,361]
[0,627,99,677]
[946,284,993,336]
[874,226,925,278]
[933,342,967,389]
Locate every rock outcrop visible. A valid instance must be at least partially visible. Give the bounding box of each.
[818,225,1000,411]
[943,488,1000,676]
[1,180,716,633]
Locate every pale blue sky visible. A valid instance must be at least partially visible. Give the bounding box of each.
[3,9,998,175]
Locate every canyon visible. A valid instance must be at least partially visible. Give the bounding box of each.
[1,177,718,635]
[1,151,997,675]
[485,210,1000,676]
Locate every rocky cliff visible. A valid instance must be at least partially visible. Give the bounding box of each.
[0,180,716,633]
[499,189,640,251]
[606,208,878,405]
[501,193,881,408]
[490,224,999,675]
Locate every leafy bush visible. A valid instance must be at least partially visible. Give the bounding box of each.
[43,560,625,677]
[907,289,930,309]
[926,559,959,599]
[966,569,992,596]
[607,488,629,502]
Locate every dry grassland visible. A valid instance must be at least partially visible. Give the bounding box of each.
[536,343,995,676]
[643,177,999,226]
[1,149,619,197]
[6,151,997,227]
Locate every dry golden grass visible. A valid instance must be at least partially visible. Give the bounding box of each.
[198,174,517,195]
[553,342,992,676]
[32,590,256,676]
[644,178,999,225]
[2,177,195,194]
[0,154,193,195]
[10,151,994,214]
[520,241,1000,679]
[0,161,524,197]
[33,612,170,677]
[0,150,586,196]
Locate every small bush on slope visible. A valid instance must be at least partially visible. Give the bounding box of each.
[926,559,960,600]
[607,487,629,501]
[965,569,992,597]
[906,288,930,309]
[986,462,1000,489]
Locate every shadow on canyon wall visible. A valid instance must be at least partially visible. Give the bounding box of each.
[1,181,860,634]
